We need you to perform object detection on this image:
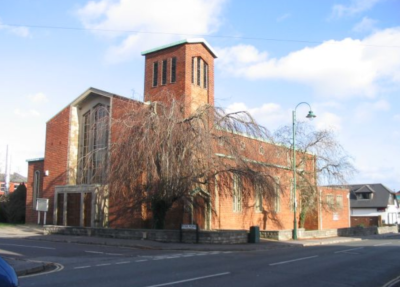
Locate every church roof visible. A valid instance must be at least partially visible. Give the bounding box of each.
[141,38,218,58]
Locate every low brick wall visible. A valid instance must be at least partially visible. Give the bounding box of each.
[260,225,398,241]
[260,230,293,241]
[338,225,398,237]
[43,225,248,244]
[299,229,338,239]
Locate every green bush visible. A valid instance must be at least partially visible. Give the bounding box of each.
[0,195,8,223]
[0,184,26,224]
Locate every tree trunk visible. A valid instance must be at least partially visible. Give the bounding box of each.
[151,199,171,229]
[299,208,307,229]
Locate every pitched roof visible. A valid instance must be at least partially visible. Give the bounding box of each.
[141,38,218,58]
[345,183,395,208]
[0,172,27,183]
[47,87,140,123]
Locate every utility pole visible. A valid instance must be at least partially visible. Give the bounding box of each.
[4,145,10,195]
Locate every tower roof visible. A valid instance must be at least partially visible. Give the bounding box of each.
[141,38,218,58]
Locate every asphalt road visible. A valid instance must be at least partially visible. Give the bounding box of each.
[2,235,400,287]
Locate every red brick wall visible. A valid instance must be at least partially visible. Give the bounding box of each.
[26,160,44,224]
[320,187,350,229]
[212,170,297,231]
[42,106,71,224]
[108,96,143,228]
[184,43,215,110]
[143,42,215,116]
[144,45,186,104]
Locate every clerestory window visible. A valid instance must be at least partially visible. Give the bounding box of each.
[152,62,158,87]
[171,57,177,83]
[162,59,167,85]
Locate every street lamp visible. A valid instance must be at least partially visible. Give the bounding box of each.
[292,102,316,240]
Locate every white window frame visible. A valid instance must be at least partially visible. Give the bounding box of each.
[255,184,263,213]
[274,178,281,213]
[233,174,242,213]
[33,170,40,209]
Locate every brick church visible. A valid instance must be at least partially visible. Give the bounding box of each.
[26,39,349,232]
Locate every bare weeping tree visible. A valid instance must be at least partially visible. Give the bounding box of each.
[273,123,356,228]
[108,98,278,229]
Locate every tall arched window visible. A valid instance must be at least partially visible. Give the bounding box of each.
[33,170,40,209]
[79,104,109,184]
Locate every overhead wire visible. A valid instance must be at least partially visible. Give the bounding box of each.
[1,23,400,48]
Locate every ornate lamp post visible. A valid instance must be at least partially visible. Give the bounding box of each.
[292,102,316,240]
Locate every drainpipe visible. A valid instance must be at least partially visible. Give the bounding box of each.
[319,189,322,230]
[347,193,351,227]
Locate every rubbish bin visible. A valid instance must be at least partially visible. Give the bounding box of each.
[249,226,260,243]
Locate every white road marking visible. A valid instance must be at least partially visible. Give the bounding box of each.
[20,263,64,278]
[374,243,392,246]
[74,266,91,269]
[142,272,231,287]
[269,255,319,266]
[85,251,122,256]
[335,247,364,254]
[383,275,400,287]
[71,250,233,271]
[0,243,55,250]
[85,251,104,254]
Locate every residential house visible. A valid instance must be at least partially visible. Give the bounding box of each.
[25,38,349,232]
[0,172,27,195]
[340,184,399,227]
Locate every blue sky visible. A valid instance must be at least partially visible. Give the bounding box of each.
[0,0,399,190]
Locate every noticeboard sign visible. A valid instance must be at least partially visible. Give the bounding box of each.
[333,213,339,221]
[36,198,49,212]
[181,224,197,230]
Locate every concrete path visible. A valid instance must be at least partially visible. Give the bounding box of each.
[1,224,392,277]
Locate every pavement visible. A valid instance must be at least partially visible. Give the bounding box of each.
[1,224,396,277]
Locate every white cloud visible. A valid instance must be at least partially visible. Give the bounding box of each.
[76,0,226,63]
[373,99,390,110]
[315,112,342,131]
[225,102,287,130]
[0,20,30,37]
[354,164,398,187]
[331,0,382,18]
[354,99,390,122]
[28,92,48,103]
[277,13,291,22]
[353,17,377,33]
[216,27,400,99]
[316,101,343,109]
[14,109,40,118]
[394,114,400,121]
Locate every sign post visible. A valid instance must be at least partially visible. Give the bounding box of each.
[180,224,199,243]
[36,198,49,225]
